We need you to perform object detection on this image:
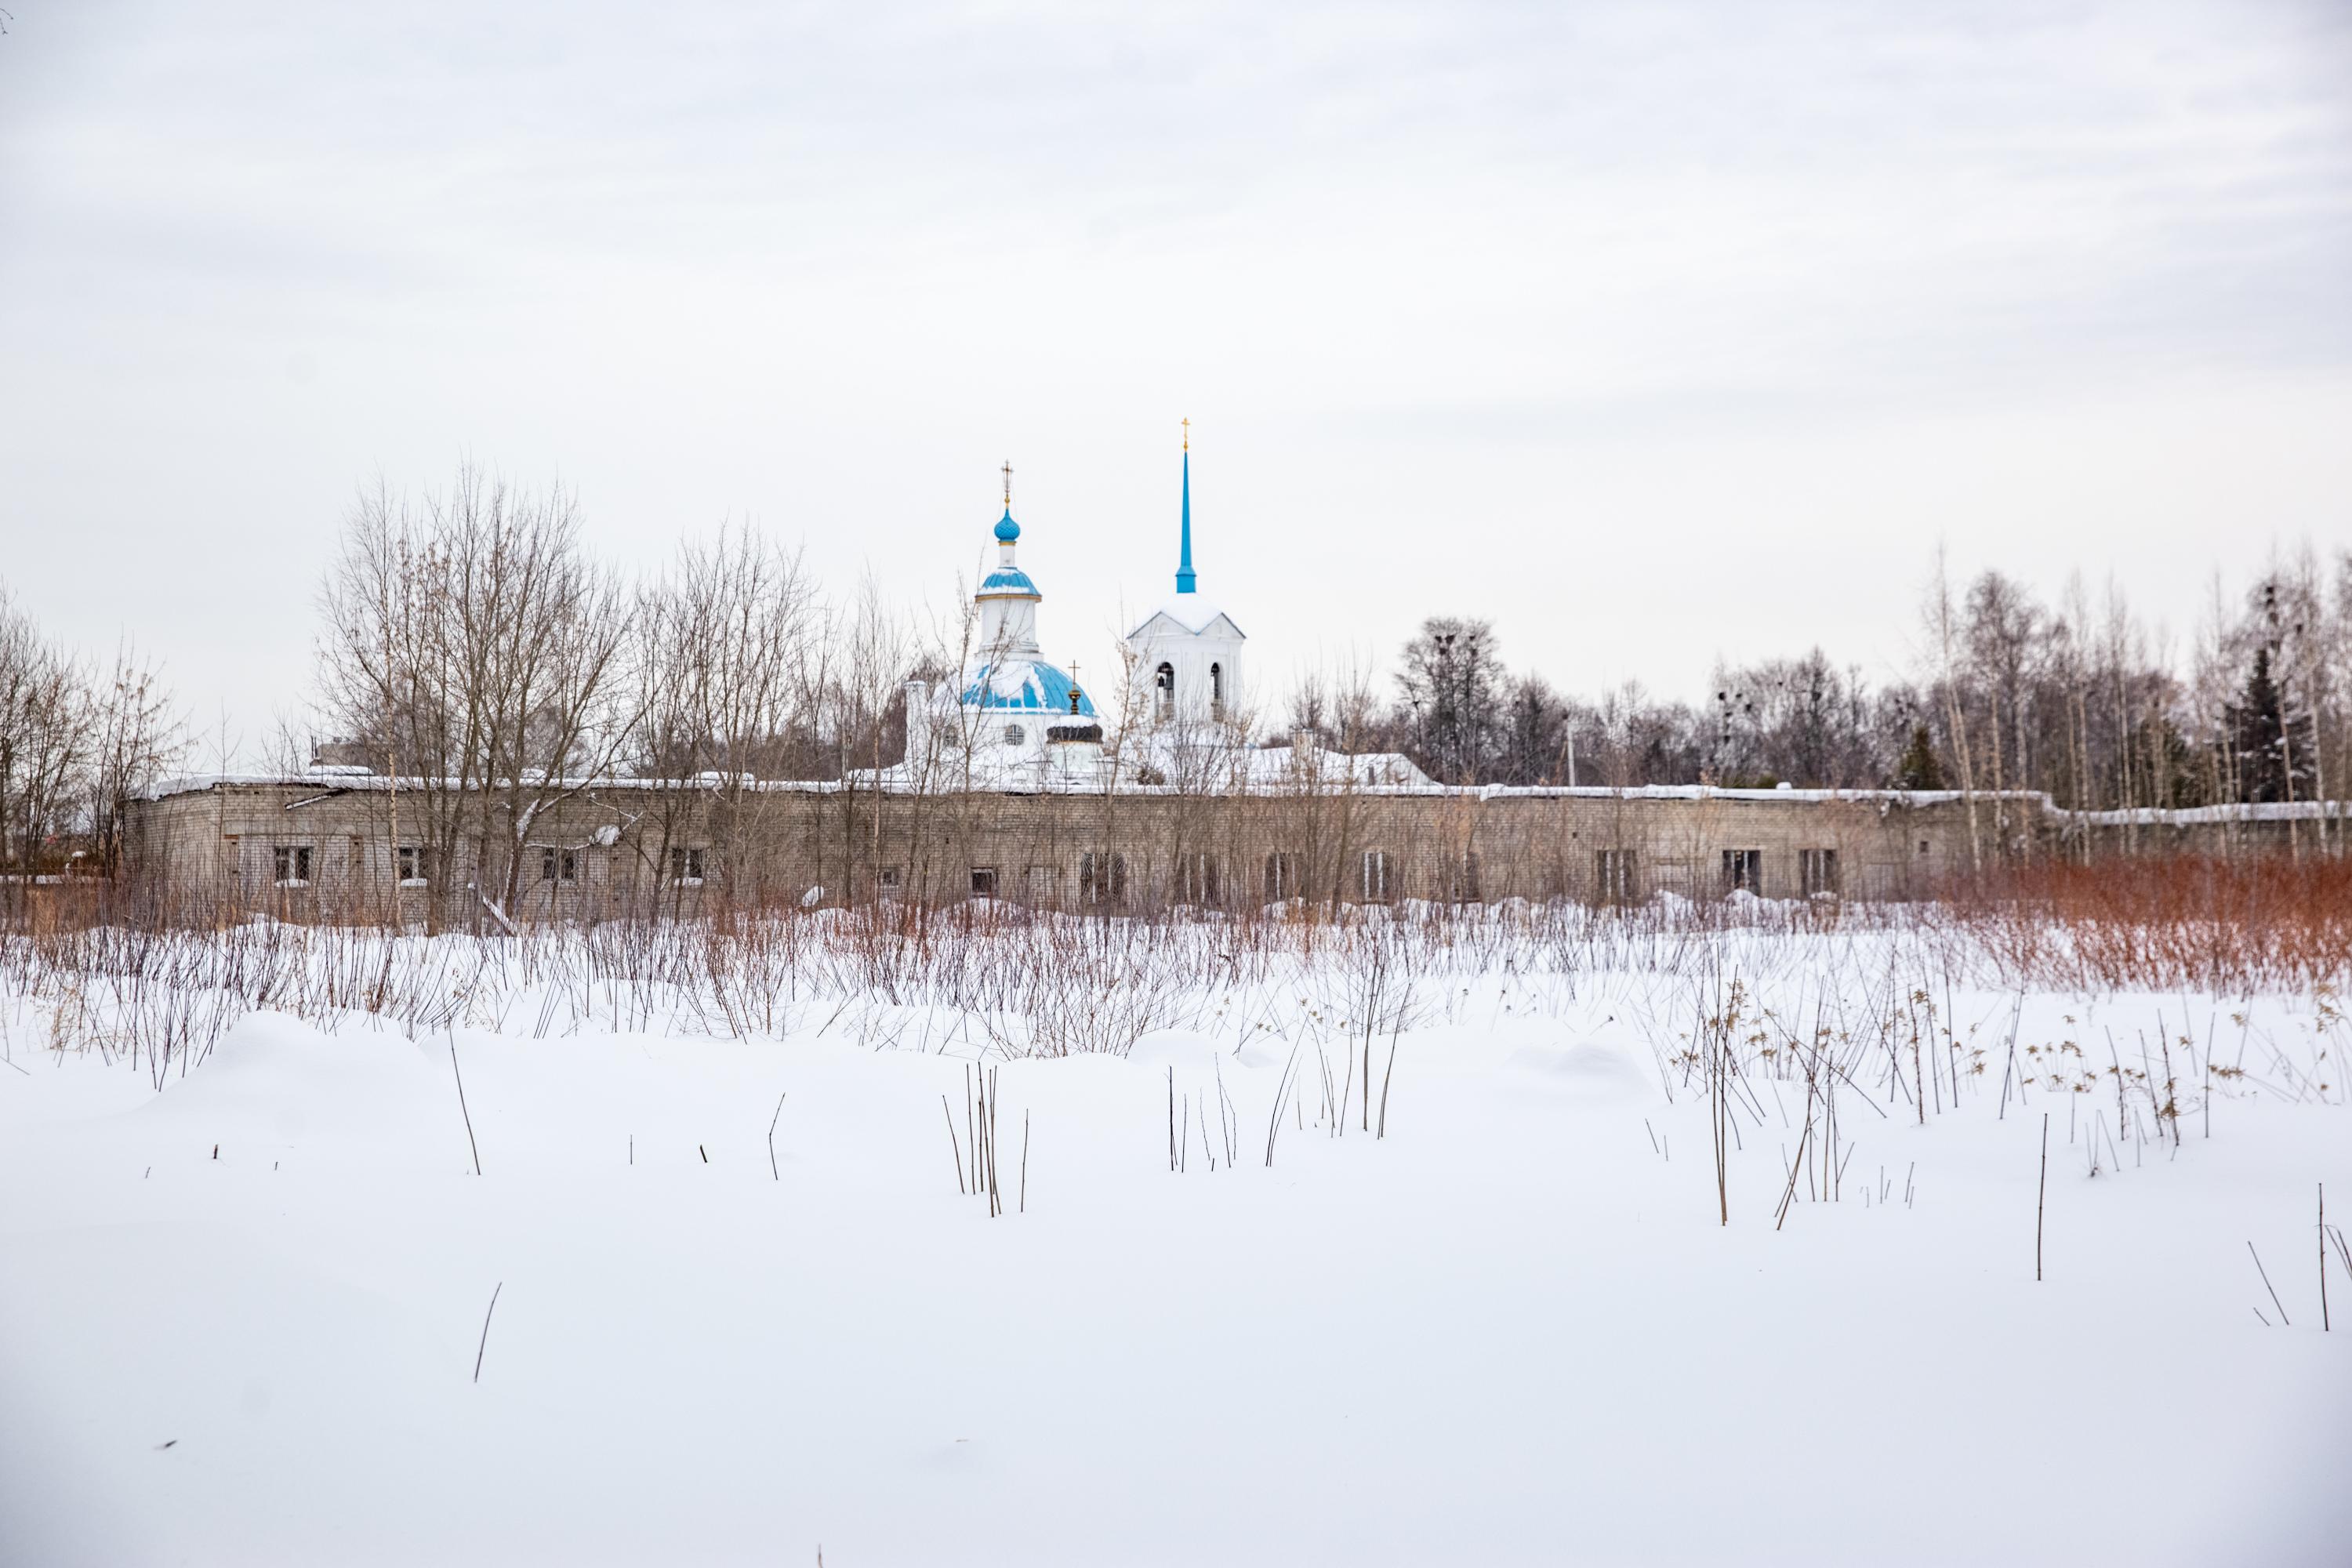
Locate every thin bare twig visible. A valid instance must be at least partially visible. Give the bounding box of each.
[472,1282,503,1383]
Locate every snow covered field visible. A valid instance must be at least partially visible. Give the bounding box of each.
[2,907,2347,1566]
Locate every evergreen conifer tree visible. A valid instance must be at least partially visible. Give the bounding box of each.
[1894,724,1944,790]
[2231,646,2289,802]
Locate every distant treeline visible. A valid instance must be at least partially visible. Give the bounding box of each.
[1341,554,2345,811]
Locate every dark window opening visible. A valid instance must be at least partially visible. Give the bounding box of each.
[1264,851,1301,902]
[1080,851,1128,907]
[1446,850,1480,903]
[1595,848,1637,903]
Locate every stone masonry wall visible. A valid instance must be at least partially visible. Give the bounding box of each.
[123,778,2080,924]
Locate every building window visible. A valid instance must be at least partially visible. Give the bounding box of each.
[877,866,902,900]
[1154,662,1175,720]
[1080,851,1127,907]
[1918,838,1931,856]
[1595,848,1637,903]
[1003,723,1025,746]
[273,844,314,886]
[1178,852,1221,906]
[541,847,579,882]
[1264,851,1301,902]
[970,866,999,898]
[1721,849,1762,894]
[1360,849,1395,903]
[397,845,425,886]
[670,846,706,885]
[1210,662,1225,720]
[1446,850,1480,903]
[1799,848,1840,898]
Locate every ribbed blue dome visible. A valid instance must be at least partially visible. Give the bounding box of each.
[976,568,1038,597]
[960,659,1097,716]
[994,509,1021,543]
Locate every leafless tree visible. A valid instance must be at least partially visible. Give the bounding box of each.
[800,573,914,904]
[0,586,86,875]
[315,466,635,928]
[84,640,184,877]
[631,524,822,903]
[1395,616,1504,785]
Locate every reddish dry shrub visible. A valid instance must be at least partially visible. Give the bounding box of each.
[1938,855,2352,993]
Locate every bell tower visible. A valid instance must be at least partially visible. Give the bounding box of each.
[1124,420,1245,728]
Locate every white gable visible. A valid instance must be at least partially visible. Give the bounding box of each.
[1129,605,1245,643]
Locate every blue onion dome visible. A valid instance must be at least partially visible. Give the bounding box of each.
[994,509,1021,543]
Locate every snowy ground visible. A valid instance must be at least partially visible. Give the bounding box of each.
[2,916,2348,1566]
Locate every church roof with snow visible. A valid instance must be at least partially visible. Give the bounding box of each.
[978,568,1040,597]
[960,659,1096,716]
[1129,594,1243,640]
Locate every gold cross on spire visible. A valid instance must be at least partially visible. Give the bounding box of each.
[1181,416,1189,452]
[1000,460,1013,508]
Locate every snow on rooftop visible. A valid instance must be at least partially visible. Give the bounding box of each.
[1130,594,1242,638]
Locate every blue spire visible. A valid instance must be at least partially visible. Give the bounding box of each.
[1175,437,1196,593]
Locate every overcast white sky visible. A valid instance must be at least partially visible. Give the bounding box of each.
[2,0,2347,755]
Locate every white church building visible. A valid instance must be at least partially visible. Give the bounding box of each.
[892,430,1425,793]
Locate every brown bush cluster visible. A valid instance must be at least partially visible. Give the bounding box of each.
[1935,855,2352,993]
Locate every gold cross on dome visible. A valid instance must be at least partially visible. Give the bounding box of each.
[1000,460,1013,507]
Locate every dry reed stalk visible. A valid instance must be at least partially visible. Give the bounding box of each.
[2036,1112,2048,1281]
[941,1095,965,1194]
[449,1036,481,1176]
[2249,1240,2291,1326]
[472,1281,503,1384]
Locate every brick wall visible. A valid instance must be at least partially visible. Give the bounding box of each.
[125,776,2098,923]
